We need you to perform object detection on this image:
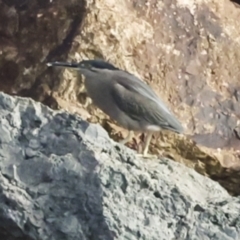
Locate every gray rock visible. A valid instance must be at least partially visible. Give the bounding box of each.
[0,92,239,240]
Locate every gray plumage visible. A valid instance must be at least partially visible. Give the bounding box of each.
[47,59,184,156]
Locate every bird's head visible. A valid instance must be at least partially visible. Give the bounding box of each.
[47,59,119,77]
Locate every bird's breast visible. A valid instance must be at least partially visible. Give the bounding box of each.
[84,78,118,115]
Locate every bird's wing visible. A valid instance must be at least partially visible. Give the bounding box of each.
[111,75,183,132]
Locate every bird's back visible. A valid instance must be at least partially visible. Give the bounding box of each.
[109,70,184,133]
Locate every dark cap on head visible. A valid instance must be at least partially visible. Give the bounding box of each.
[80,59,119,71]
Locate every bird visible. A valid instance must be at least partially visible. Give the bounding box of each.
[47,59,184,157]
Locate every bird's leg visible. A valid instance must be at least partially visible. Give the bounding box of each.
[142,132,153,156]
[120,130,134,145]
[83,97,92,108]
[79,84,86,93]
[136,132,156,158]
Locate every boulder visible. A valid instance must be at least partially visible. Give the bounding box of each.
[0,92,240,240]
[1,0,240,194]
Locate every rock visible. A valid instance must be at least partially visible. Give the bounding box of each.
[0,92,240,240]
[1,0,240,197]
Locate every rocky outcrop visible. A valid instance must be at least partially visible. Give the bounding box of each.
[1,0,240,195]
[0,92,240,240]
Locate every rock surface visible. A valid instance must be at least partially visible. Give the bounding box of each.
[0,92,240,240]
[1,0,240,195]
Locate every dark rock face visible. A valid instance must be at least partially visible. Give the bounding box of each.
[0,0,86,106]
[0,92,240,240]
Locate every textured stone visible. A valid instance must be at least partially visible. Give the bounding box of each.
[1,0,240,195]
[0,92,240,240]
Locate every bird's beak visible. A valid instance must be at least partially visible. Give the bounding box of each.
[46,61,79,69]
